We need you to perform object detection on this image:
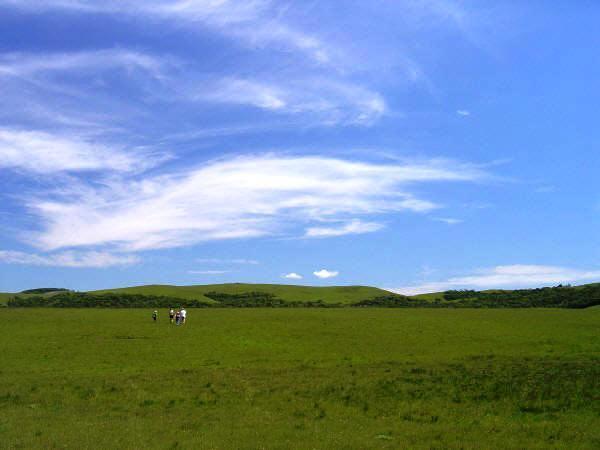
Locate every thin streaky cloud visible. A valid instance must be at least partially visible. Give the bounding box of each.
[434,217,463,225]
[305,220,384,238]
[196,258,259,265]
[187,270,231,275]
[0,250,139,268]
[392,265,600,295]
[194,77,386,126]
[0,49,169,79]
[4,1,334,67]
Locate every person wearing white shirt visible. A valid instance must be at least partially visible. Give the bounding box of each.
[180,308,187,324]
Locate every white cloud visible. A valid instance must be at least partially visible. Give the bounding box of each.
[5,1,332,66]
[283,272,303,280]
[196,78,386,126]
[0,49,166,79]
[0,250,139,268]
[201,78,287,110]
[393,264,600,295]
[313,269,339,279]
[0,128,167,173]
[196,258,259,265]
[434,217,463,225]
[26,154,486,251]
[187,270,230,275]
[456,109,470,116]
[305,220,384,238]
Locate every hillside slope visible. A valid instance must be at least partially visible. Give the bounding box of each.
[0,293,13,306]
[1,290,72,306]
[91,284,392,305]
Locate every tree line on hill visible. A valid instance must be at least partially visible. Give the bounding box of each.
[6,283,600,308]
[6,291,336,308]
[357,284,600,309]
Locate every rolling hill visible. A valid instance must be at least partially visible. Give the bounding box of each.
[91,284,392,305]
[1,289,72,306]
[0,293,14,306]
[5,282,600,308]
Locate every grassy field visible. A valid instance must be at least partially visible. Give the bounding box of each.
[1,308,598,449]
[91,284,391,304]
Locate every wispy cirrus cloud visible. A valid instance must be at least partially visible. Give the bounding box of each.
[0,250,139,268]
[305,219,384,238]
[5,1,333,66]
[194,77,386,126]
[433,217,463,225]
[196,258,259,265]
[393,264,600,295]
[187,270,230,275]
[0,128,169,173]
[24,154,486,251]
[0,49,167,79]
[0,48,386,131]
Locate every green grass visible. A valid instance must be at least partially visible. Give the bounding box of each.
[91,283,392,305]
[0,308,598,449]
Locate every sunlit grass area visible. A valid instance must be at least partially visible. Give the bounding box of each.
[1,308,598,448]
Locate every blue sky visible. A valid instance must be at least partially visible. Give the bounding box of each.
[1,0,599,294]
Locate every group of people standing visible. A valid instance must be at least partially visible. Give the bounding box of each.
[152,307,187,325]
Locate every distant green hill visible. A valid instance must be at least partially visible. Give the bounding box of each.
[6,282,600,308]
[91,284,392,305]
[1,289,71,306]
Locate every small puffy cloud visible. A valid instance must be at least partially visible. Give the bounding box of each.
[305,219,383,238]
[313,269,339,279]
[456,110,470,116]
[392,264,600,295]
[283,272,303,280]
[0,250,139,268]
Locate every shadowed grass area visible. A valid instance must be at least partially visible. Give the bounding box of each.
[0,308,598,448]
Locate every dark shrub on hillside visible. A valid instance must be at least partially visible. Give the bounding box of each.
[20,288,70,295]
[353,295,431,307]
[7,291,340,308]
[8,292,212,308]
[357,285,600,309]
[443,290,478,300]
[204,291,339,307]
